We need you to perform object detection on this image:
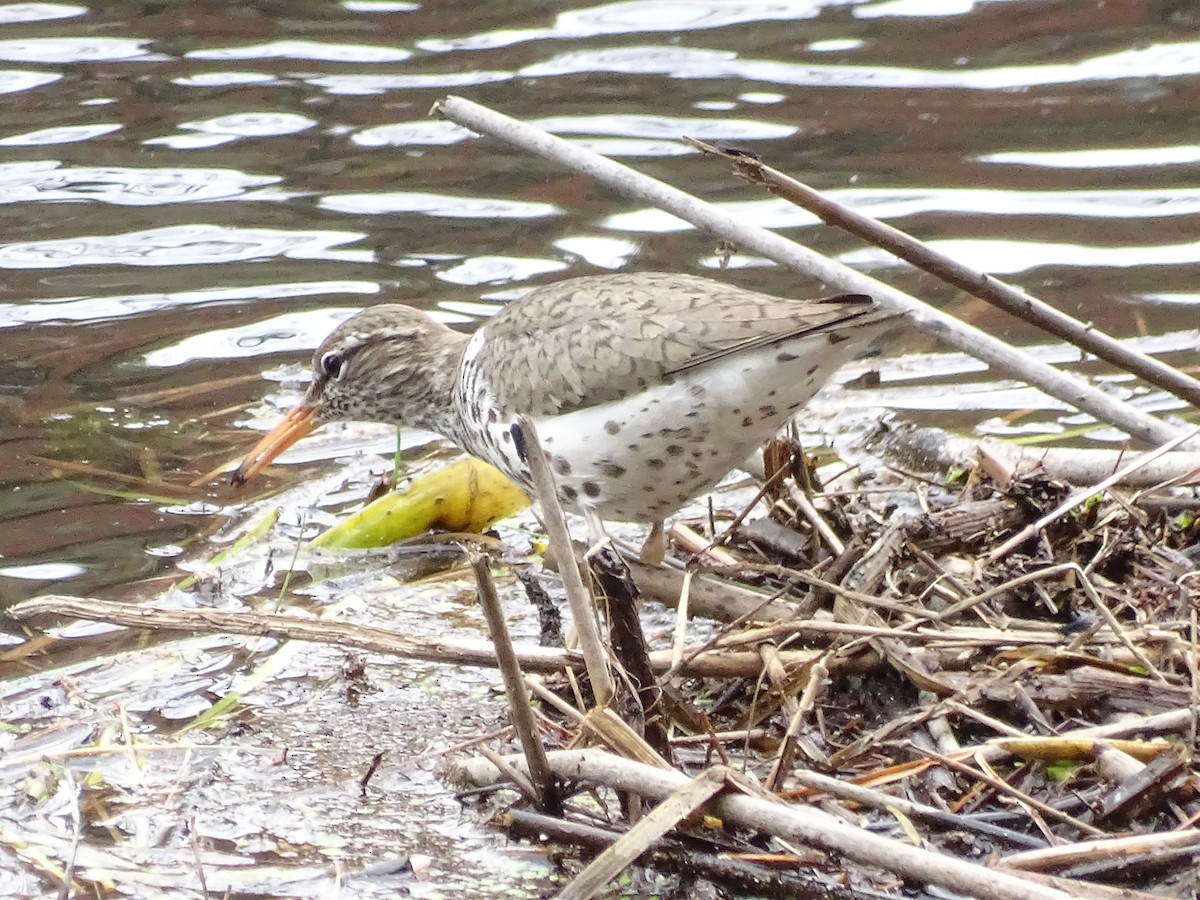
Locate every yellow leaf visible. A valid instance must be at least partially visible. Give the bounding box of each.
[312,458,530,549]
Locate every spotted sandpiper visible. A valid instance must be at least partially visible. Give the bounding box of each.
[234,272,895,558]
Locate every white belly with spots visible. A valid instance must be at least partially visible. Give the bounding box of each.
[516,331,859,523]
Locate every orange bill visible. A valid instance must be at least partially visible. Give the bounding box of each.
[231,404,317,486]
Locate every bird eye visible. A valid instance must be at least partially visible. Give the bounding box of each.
[319,351,344,380]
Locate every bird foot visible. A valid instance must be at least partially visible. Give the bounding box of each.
[636,521,667,566]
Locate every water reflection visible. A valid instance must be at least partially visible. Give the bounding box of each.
[343,1,420,10]
[0,123,121,145]
[605,188,1200,233]
[307,71,512,95]
[982,146,1200,169]
[0,0,1193,620]
[0,225,369,269]
[525,39,1200,89]
[0,280,380,326]
[0,37,164,62]
[521,45,734,78]
[420,0,841,52]
[0,162,279,204]
[0,561,87,580]
[171,71,282,87]
[0,69,60,92]
[320,192,560,219]
[855,0,1021,17]
[435,256,569,286]
[147,113,318,149]
[187,40,412,62]
[143,309,364,367]
[533,113,795,140]
[554,236,638,269]
[840,238,1200,275]
[0,4,86,24]
[352,120,477,147]
[1,0,1199,892]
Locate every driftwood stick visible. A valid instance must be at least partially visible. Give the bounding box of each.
[469,552,560,813]
[505,808,831,898]
[690,137,1200,410]
[5,595,819,678]
[452,748,1075,900]
[1000,829,1200,875]
[515,415,615,705]
[433,94,1194,452]
[786,768,1044,850]
[987,424,1200,561]
[558,767,729,900]
[860,420,1200,488]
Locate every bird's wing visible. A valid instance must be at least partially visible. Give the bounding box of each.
[474,272,888,417]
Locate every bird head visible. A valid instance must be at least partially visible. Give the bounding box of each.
[231,304,468,485]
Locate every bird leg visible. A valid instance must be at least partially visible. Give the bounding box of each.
[637,520,667,566]
[582,506,612,560]
[580,506,667,566]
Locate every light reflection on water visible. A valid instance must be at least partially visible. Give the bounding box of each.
[0,123,122,145]
[0,225,370,268]
[840,238,1200,276]
[0,36,164,62]
[519,40,1200,86]
[0,281,380,326]
[419,0,841,51]
[319,192,561,218]
[142,308,364,367]
[0,0,1196,610]
[981,146,1200,169]
[186,39,414,63]
[1,3,1199,893]
[0,161,280,203]
[605,188,1200,233]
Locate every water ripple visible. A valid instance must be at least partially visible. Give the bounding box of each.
[840,238,1200,275]
[981,146,1200,169]
[1138,294,1200,306]
[344,1,420,10]
[525,39,1200,89]
[187,112,317,137]
[553,236,638,269]
[535,113,794,141]
[435,256,569,286]
[172,72,283,88]
[0,3,86,23]
[0,123,121,146]
[0,69,60,93]
[565,138,695,157]
[0,225,370,269]
[0,38,165,63]
[0,281,381,327]
[144,309,365,367]
[521,45,734,78]
[855,0,1019,17]
[320,192,560,219]
[146,113,317,149]
[352,121,477,147]
[420,0,838,51]
[305,71,512,95]
[604,187,1200,232]
[0,562,87,580]
[0,162,280,205]
[558,0,830,33]
[187,40,411,63]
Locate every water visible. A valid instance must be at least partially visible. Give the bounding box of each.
[1,3,1198,893]
[1,0,1197,605]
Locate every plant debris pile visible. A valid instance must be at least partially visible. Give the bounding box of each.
[462,436,1200,899]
